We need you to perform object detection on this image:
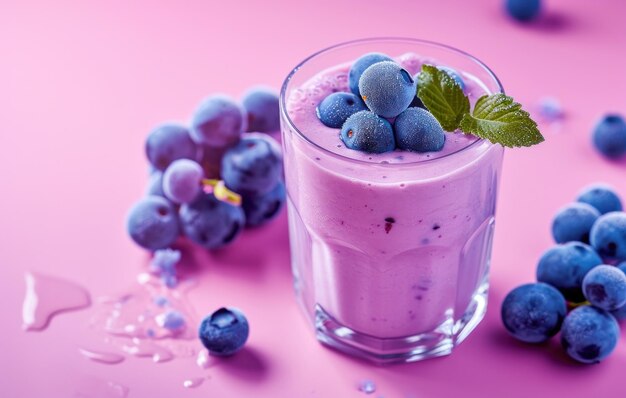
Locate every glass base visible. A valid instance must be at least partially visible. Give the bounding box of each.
[313,282,488,364]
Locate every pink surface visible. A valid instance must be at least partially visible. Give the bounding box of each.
[1,0,626,397]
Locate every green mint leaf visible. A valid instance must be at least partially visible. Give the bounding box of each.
[459,93,545,147]
[416,64,469,131]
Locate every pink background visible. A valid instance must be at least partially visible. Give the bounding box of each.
[2,0,626,396]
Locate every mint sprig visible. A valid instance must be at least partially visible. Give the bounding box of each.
[459,94,544,147]
[417,65,469,131]
[416,64,544,148]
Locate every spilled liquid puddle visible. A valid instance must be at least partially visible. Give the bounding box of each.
[78,348,126,365]
[22,268,212,392]
[22,272,91,331]
[183,377,205,389]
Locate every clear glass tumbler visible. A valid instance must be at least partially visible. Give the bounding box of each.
[279,38,505,364]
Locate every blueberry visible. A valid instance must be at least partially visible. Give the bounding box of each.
[408,73,425,108]
[156,310,186,332]
[536,242,603,302]
[560,306,619,364]
[501,283,567,343]
[358,61,416,118]
[437,66,465,91]
[126,196,180,251]
[551,203,600,244]
[190,95,245,147]
[317,92,368,128]
[394,107,446,153]
[590,212,626,261]
[340,111,395,153]
[242,86,280,133]
[162,159,205,204]
[198,307,249,356]
[577,184,623,215]
[505,0,541,22]
[348,52,393,97]
[612,262,626,320]
[582,265,626,311]
[221,133,283,196]
[146,171,165,198]
[179,193,245,250]
[145,124,198,171]
[242,181,285,227]
[592,114,626,159]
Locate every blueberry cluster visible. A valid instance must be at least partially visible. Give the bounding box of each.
[502,184,626,364]
[127,88,285,260]
[592,114,626,160]
[316,53,460,154]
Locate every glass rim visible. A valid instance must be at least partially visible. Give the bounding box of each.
[279,37,505,166]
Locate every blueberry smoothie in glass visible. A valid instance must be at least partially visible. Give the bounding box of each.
[280,39,538,363]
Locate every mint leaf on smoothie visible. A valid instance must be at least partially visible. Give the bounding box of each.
[416,64,469,131]
[459,93,545,147]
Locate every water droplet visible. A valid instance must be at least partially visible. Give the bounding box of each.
[358,379,376,394]
[79,347,125,365]
[107,381,130,397]
[196,350,211,369]
[183,377,205,389]
[22,272,91,331]
[122,338,174,363]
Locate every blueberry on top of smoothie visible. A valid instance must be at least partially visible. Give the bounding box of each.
[358,61,416,118]
[340,111,395,153]
[348,52,393,97]
[394,107,446,153]
[317,92,367,128]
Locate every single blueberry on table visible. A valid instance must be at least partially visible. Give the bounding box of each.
[394,107,446,153]
[592,114,626,159]
[582,264,626,311]
[126,196,180,251]
[577,184,623,215]
[242,181,285,227]
[560,305,619,364]
[340,111,395,154]
[590,212,626,261]
[551,202,600,244]
[536,242,603,302]
[162,159,205,204]
[437,66,465,91]
[198,307,249,356]
[179,192,245,250]
[317,92,368,128]
[348,52,393,97]
[221,133,283,196]
[190,95,246,147]
[358,61,416,118]
[505,0,542,22]
[145,124,198,171]
[501,283,567,343]
[241,86,280,133]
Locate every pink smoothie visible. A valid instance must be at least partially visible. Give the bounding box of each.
[282,53,504,340]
